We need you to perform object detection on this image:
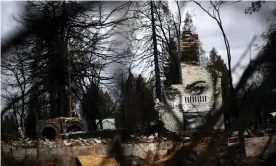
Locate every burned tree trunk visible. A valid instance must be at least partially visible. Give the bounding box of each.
[150,1,162,101]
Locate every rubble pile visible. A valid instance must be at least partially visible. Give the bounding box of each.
[1,133,172,149]
[1,137,112,149]
[129,133,168,143]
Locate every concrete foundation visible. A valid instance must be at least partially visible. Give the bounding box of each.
[1,142,175,166]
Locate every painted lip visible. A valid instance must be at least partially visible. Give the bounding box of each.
[167,103,213,112]
[170,108,210,114]
[185,118,207,125]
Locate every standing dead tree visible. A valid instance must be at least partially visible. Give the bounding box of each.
[1,43,33,129]
[128,1,189,99]
[126,1,163,100]
[1,1,134,134]
[150,1,162,101]
[192,1,245,151]
[3,1,276,166]
[154,1,183,87]
[193,1,234,94]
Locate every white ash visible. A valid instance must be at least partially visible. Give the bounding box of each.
[1,133,169,149]
[1,137,111,149]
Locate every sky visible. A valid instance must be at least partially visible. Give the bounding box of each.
[1,1,23,41]
[1,1,275,86]
[169,1,275,85]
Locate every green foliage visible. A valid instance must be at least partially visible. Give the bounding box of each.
[117,72,158,133]
[199,41,208,67]
[183,12,196,33]
[207,47,233,121]
[207,47,230,103]
[163,38,180,87]
[82,83,114,131]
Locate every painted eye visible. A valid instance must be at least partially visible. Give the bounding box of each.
[166,91,176,100]
[165,88,180,100]
[189,84,208,95]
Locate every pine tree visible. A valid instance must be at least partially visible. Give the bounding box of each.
[207,47,230,107]
[183,12,196,32]
[117,72,158,133]
[82,82,114,131]
[199,41,208,67]
[163,38,180,87]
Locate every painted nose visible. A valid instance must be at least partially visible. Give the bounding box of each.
[181,96,190,112]
[173,98,184,111]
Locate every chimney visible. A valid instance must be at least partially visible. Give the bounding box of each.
[180,31,199,53]
[179,31,199,64]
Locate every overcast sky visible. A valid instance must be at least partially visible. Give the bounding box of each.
[1,1,275,86]
[169,1,275,85]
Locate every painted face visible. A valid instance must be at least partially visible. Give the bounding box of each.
[163,64,216,130]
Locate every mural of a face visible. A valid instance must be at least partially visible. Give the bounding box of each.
[162,63,223,131]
